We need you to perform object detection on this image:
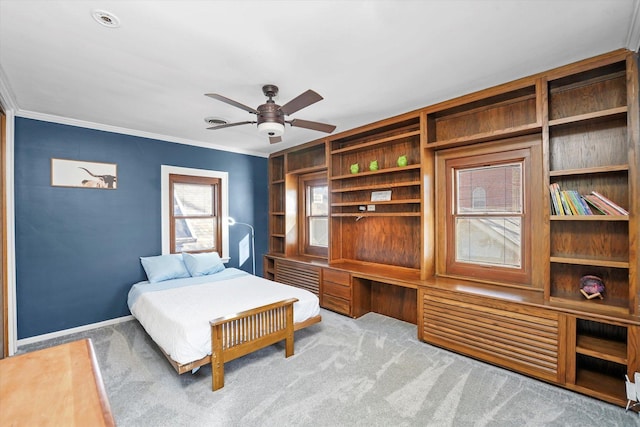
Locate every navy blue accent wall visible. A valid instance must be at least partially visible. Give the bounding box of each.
[14,118,268,339]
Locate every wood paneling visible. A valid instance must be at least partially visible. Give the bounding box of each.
[370,281,416,324]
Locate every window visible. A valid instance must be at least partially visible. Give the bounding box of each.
[161,166,229,259]
[299,172,328,257]
[170,174,221,253]
[437,139,541,286]
[454,163,522,269]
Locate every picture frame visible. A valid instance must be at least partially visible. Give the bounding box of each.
[371,190,392,202]
[51,158,118,189]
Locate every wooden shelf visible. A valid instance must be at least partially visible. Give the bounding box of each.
[550,215,628,221]
[331,199,421,207]
[549,164,628,177]
[285,165,326,175]
[572,369,626,404]
[271,179,285,184]
[331,180,421,193]
[331,212,420,217]
[576,335,627,364]
[331,164,421,181]
[548,295,630,316]
[330,130,420,154]
[269,211,285,216]
[426,123,541,149]
[285,141,326,172]
[548,106,627,127]
[550,255,629,269]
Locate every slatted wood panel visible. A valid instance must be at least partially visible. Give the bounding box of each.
[422,292,560,382]
[210,299,296,390]
[274,259,320,296]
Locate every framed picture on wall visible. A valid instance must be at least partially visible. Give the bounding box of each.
[51,158,118,189]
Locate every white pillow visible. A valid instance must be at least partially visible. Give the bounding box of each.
[183,252,225,277]
[140,254,190,283]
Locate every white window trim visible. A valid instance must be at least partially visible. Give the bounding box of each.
[161,165,230,261]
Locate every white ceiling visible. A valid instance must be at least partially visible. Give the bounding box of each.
[1,1,639,157]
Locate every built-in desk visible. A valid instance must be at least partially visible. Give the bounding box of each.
[0,339,115,426]
[329,261,419,323]
[264,255,419,323]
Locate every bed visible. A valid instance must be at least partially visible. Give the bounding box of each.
[127,253,321,390]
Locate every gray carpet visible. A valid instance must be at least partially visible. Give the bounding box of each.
[19,309,640,426]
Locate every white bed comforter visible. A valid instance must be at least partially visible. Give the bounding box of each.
[128,269,320,365]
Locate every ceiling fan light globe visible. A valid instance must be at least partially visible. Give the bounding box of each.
[258,121,285,137]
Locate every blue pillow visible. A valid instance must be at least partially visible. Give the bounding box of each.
[183,252,225,277]
[140,254,190,283]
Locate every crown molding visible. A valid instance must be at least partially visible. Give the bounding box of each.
[627,0,640,52]
[15,110,269,158]
[0,65,17,111]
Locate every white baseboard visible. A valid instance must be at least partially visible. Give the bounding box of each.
[17,315,135,348]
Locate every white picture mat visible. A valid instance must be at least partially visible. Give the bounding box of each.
[51,158,117,189]
[371,190,392,201]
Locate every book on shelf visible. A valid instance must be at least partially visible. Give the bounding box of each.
[583,195,614,215]
[568,190,592,215]
[548,184,627,216]
[590,191,629,215]
[561,190,582,215]
[576,192,593,215]
[559,190,572,215]
[548,183,563,215]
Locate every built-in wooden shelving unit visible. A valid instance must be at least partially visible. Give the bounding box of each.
[266,49,640,409]
[329,115,422,270]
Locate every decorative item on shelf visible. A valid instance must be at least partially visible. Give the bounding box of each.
[350,163,359,174]
[369,160,379,171]
[397,155,408,167]
[579,275,605,300]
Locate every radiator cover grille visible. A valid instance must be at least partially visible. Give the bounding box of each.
[422,292,560,381]
[274,260,320,296]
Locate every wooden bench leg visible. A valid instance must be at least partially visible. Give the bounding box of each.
[284,303,294,358]
[211,325,224,390]
[285,330,294,358]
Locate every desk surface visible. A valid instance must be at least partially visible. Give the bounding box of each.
[0,338,115,426]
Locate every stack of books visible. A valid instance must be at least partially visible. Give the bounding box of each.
[549,184,628,216]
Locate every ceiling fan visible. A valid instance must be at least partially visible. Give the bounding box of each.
[205,84,336,144]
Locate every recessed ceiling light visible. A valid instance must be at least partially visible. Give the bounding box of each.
[204,117,228,126]
[92,10,120,28]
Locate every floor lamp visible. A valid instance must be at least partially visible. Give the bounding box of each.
[227,217,255,275]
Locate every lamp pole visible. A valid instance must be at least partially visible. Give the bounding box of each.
[227,218,255,275]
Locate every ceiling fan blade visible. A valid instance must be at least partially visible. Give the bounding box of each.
[205,93,259,114]
[278,90,323,115]
[289,118,336,134]
[269,136,282,144]
[207,121,255,130]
